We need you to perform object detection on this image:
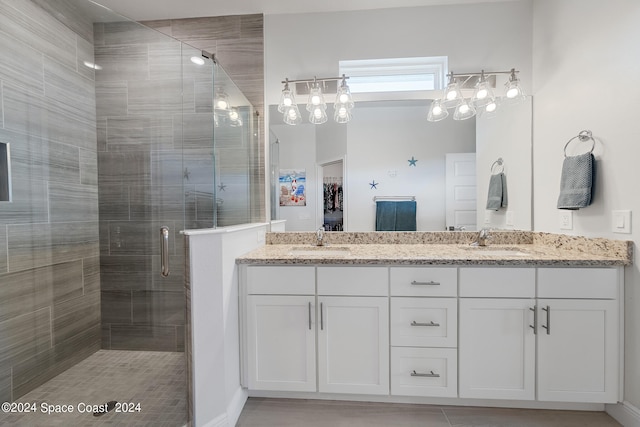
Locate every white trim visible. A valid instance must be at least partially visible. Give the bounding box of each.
[226,387,249,427]
[606,401,640,427]
[247,390,606,412]
[608,401,640,426]
[182,222,270,236]
[201,413,228,427]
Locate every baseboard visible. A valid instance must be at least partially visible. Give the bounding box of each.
[607,401,640,427]
[201,413,228,427]
[227,387,249,426]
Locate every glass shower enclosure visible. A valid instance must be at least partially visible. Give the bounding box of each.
[0,0,260,423]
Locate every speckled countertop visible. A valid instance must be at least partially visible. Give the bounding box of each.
[236,231,632,266]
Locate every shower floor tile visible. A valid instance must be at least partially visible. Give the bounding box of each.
[1,350,186,427]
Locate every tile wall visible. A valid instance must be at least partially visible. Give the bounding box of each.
[95,21,190,351]
[0,0,101,402]
[143,15,266,226]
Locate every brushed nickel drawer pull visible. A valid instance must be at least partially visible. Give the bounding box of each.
[529,306,537,335]
[411,320,440,327]
[542,305,551,335]
[411,370,440,378]
[308,302,312,330]
[410,280,440,286]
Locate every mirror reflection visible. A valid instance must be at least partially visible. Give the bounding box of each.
[269,96,531,232]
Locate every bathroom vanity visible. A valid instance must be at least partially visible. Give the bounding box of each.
[236,231,631,409]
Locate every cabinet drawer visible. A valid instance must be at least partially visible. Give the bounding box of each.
[390,267,457,297]
[391,298,457,347]
[391,347,457,398]
[246,266,315,295]
[459,267,535,298]
[317,266,388,296]
[538,268,618,299]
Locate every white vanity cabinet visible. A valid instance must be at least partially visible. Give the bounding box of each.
[389,267,458,398]
[245,266,316,392]
[458,267,621,403]
[458,268,536,400]
[536,268,619,403]
[317,267,389,395]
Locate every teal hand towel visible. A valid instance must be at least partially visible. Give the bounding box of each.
[375,201,416,231]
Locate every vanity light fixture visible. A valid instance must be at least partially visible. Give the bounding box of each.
[279,75,354,125]
[427,69,524,122]
[214,87,231,111]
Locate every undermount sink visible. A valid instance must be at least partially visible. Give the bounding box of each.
[288,246,351,257]
[460,246,529,257]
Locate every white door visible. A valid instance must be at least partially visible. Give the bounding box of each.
[445,153,477,231]
[459,298,535,400]
[318,296,389,395]
[537,299,619,403]
[247,295,316,392]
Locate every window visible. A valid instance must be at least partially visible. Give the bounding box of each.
[339,56,448,94]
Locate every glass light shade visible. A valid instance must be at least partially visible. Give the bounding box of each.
[471,80,495,109]
[504,69,525,103]
[453,99,476,120]
[335,84,354,110]
[306,84,327,112]
[229,108,243,127]
[283,105,302,125]
[427,99,449,122]
[278,87,297,113]
[442,74,463,109]
[334,103,352,124]
[214,90,231,111]
[478,98,500,119]
[309,105,328,124]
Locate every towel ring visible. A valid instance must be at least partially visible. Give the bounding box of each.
[563,130,595,157]
[490,158,504,174]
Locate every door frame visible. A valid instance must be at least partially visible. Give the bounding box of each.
[316,155,347,231]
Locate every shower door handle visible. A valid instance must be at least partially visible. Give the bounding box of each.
[160,226,170,277]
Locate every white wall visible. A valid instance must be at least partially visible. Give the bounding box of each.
[186,224,268,427]
[476,96,533,230]
[347,102,475,231]
[264,1,533,106]
[271,124,318,230]
[532,0,640,413]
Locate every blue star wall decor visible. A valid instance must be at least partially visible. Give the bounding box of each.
[408,156,418,167]
[369,180,378,189]
[218,183,227,191]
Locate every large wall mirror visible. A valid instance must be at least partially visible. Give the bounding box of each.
[269,96,532,232]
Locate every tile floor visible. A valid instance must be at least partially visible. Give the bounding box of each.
[236,398,623,427]
[0,350,187,427]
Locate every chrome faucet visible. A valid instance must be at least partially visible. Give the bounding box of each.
[316,226,325,246]
[473,228,491,246]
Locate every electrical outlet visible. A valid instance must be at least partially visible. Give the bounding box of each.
[484,211,492,224]
[559,210,573,230]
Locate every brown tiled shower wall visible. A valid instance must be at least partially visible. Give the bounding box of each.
[143,15,266,227]
[97,17,265,349]
[0,1,101,402]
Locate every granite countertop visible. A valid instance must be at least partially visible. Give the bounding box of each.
[236,231,632,267]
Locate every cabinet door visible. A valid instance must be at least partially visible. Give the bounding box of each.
[459,298,535,400]
[318,296,389,395]
[247,295,316,391]
[537,299,618,403]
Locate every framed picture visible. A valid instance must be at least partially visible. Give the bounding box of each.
[279,169,306,206]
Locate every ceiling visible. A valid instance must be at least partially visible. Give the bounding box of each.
[90,0,519,21]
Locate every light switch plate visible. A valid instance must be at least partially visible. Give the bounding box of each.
[484,211,492,224]
[506,211,514,226]
[612,210,631,234]
[559,210,573,230]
